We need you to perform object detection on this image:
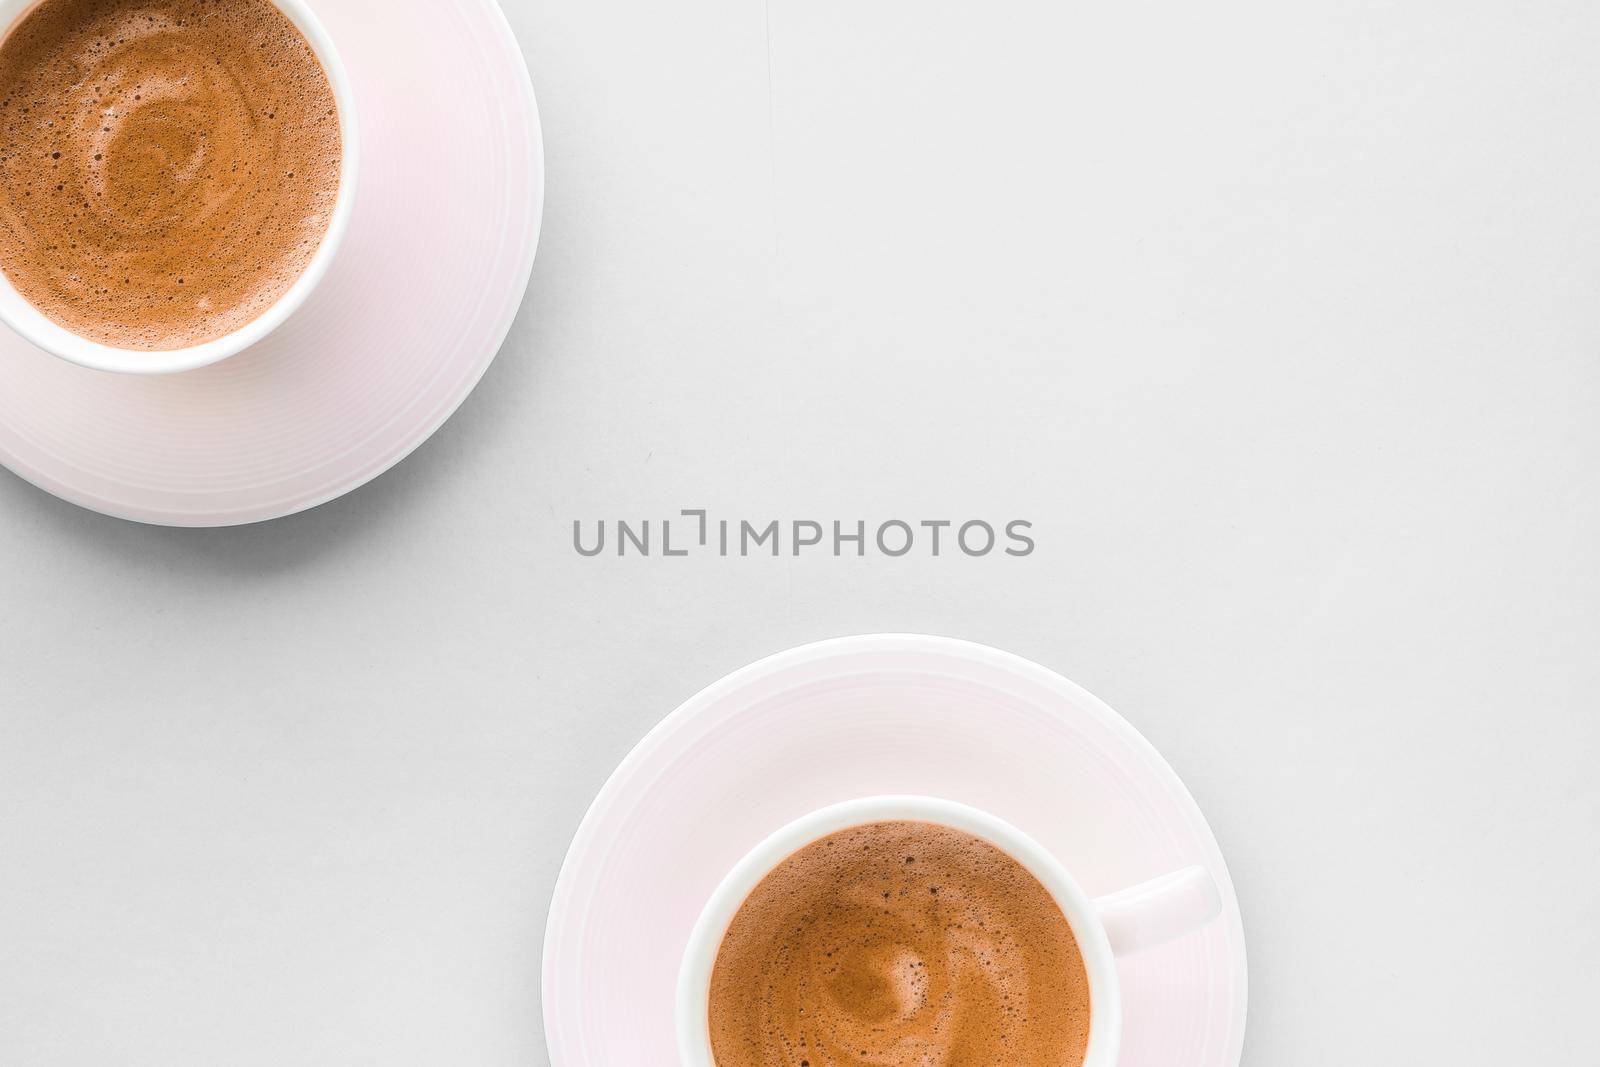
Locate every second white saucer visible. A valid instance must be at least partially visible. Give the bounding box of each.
[543,634,1248,1066]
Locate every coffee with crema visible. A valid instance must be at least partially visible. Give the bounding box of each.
[0,0,341,351]
[708,821,1092,1067]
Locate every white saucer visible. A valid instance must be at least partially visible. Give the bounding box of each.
[0,0,543,526]
[543,634,1248,1066]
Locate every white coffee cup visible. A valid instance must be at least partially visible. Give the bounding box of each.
[0,0,359,375]
[678,795,1223,1067]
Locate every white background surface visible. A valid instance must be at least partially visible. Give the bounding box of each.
[1,1,1596,1064]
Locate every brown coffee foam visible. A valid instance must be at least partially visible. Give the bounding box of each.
[709,821,1092,1067]
[0,0,341,351]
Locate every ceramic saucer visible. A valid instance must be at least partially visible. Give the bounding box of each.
[543,634,1249,1066]
[0,0,543,526]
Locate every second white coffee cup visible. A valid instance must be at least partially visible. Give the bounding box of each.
[677,795,1223,1067]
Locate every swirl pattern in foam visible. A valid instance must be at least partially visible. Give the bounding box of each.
[0,0,341,351]
[709,821,1092,1067]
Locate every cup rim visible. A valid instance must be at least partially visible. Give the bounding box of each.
[675,794,1123,1067]
[0,0,360,375]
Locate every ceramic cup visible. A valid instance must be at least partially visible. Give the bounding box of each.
[0,0,359,375]
[678,795,1224,1067]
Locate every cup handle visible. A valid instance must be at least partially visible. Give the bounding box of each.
[1092,866,1223,956]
